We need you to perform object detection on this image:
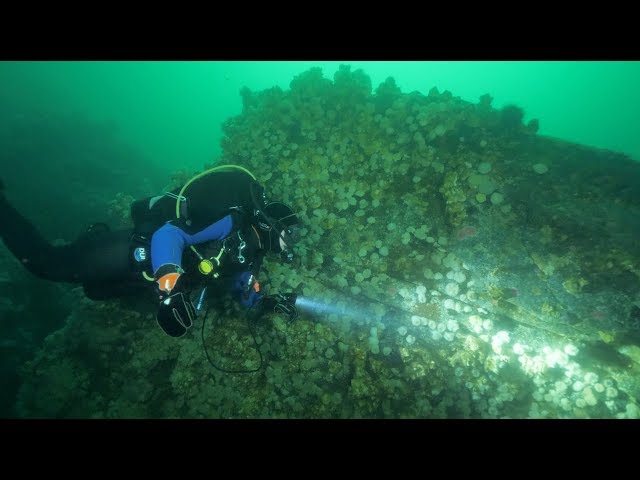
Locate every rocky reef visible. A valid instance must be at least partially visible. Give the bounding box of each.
[11,65,640,418]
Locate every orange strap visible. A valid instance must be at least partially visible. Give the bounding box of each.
[253,280,261,293]
[157,272,181,294]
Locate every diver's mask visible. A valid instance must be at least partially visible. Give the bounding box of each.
[258,201,300,260]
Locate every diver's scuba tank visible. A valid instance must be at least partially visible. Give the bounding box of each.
[130,189,186,236]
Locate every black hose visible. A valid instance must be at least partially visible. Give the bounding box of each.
[201,303,264,374]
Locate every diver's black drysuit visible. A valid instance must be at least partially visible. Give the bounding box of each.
[0,171,269,302]
[0,191,141,298]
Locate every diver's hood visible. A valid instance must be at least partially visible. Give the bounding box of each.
[257,201,299,253]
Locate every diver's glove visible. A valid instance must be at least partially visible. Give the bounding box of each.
[250,292,298,322]
[157,291,196,337]
[154,263,194,337]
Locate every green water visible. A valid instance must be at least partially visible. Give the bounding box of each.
[2,61,639,173]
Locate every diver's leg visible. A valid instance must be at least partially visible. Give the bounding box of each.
[0,189,79,282]
[0,188,137,286]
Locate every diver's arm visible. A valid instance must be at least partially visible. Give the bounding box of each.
[151,215,233,296]
[231,271,263,308]
[231,268,298,322]
[152,214,234,338]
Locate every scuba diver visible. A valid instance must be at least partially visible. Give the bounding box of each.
[0,167,300,338]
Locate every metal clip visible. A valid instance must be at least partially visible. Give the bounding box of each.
[163,191,187,202]
[237,231,246,264]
